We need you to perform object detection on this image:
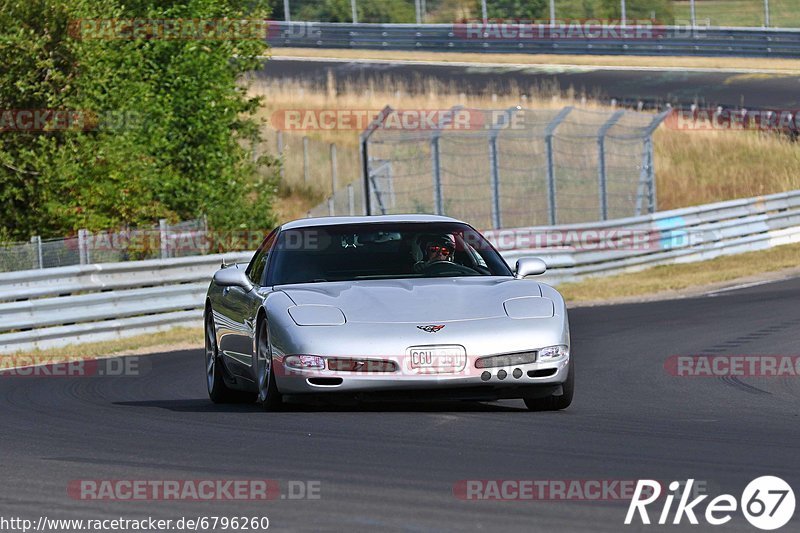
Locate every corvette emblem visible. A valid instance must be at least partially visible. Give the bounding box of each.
[417,324,445,333]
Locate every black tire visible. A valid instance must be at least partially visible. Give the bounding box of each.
[205,311,239,403]
[256,319,283,411]
[524,359,574,411]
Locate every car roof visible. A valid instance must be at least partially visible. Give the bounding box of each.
[280,214,464,230]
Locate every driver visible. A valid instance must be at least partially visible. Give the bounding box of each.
[423,234,456,265]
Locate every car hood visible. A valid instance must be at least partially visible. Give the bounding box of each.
[278,277,544,323]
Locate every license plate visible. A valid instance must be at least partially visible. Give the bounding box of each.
[407,345,466,373]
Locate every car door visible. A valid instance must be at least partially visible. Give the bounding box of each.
[216,230,277,382]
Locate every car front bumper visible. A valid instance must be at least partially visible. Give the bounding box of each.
[274,354,570,398]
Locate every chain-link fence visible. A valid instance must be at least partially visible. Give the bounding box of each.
[0,218,208,273]
[312,105,668,228]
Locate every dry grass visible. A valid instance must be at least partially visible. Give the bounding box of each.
[250,78,800,221]
[558,242,800,303]
[0,327,202,366]
[655,128,800,210]
[270,47,800,73]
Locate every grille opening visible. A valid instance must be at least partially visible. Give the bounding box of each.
[307,377,343,387]
[527,369,557,378]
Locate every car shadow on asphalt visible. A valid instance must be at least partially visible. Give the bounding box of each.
[113,398,531,413]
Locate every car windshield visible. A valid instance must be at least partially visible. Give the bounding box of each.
[267,222,512,285]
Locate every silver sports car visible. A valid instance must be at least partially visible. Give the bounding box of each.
[204,215,573,411]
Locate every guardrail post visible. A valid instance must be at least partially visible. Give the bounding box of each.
[303,136,310,185]
[330,143,338,194]
[159,219,169,259]
[597,110,625,221]
[544,107,573,225]
[347,183,355,216]
[30,236,42,269]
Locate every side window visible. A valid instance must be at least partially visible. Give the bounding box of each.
[246,229,278,285]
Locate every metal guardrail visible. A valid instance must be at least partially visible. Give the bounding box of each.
[267,22,800,58]
[1,190,798,353]
[0,252,252,353]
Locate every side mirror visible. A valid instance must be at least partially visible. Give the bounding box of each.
[213,268,254,291]
[515,257,547,279]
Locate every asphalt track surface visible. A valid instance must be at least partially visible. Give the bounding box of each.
[2,277,799,532]
[259,58,800,110]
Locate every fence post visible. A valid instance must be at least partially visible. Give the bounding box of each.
[488,106,521,229]
[488,137,501,229]
[639,110,670,215]
[330,143,338,194]
[78,229,90,265]
[159,219,169,259]
[764,0,770,27]
[597,110,625,221]
[360,106,393,216]
[327,196,335,216]
[31,236,43,269]
[277,131,285,180]
[543,107,573,226]
[347,183,355,215]
[302,136,310,185]
[431,136,443,215]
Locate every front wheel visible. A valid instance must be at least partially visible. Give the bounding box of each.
[256,320,283,411]
[524,359,574,411]
[205,311,239,403]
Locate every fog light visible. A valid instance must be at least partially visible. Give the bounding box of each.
[284,355,325,369]
[475,351,537,368]
[537,345,568,361]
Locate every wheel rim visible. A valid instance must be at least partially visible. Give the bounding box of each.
[205,316,216,393]
[257,323,271,402]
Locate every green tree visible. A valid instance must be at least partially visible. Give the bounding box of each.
[0,0,278,241]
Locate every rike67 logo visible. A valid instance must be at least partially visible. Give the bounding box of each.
[625,477,795,530]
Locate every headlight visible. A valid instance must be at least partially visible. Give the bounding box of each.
[538,345,569,361]
[475,351,537,368]
[284,355,325,369]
